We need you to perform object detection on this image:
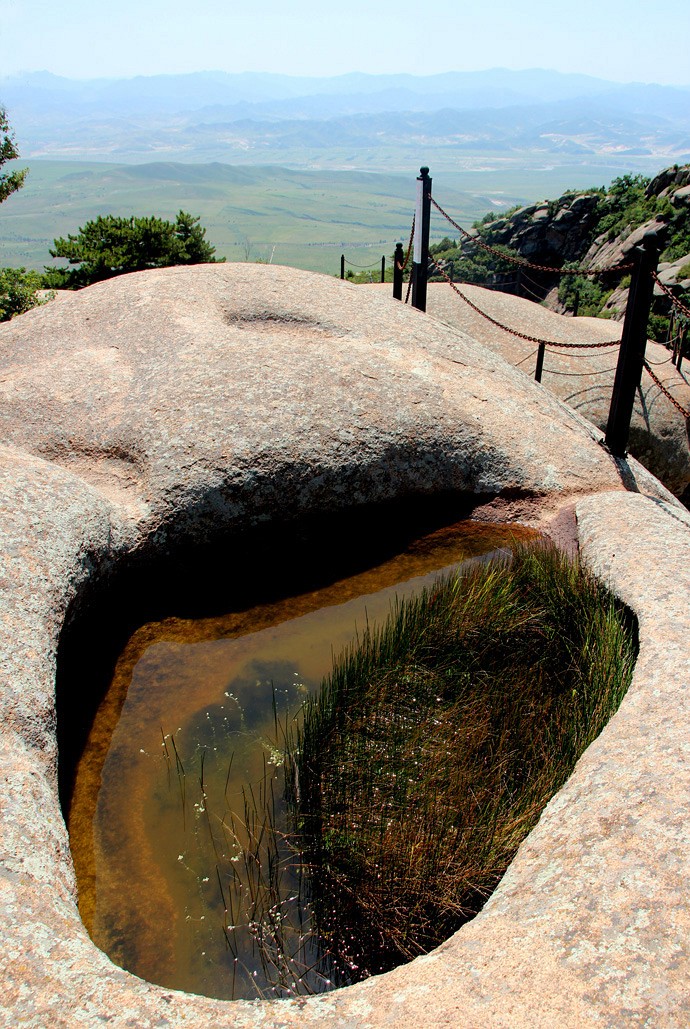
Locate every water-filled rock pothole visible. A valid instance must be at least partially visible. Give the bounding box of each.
[60,504,636,1004]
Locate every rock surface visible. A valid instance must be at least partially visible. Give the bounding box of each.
[1,263,639,536]
[458,192,602,268]
[1,263,690,1027]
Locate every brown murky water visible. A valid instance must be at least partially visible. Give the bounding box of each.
[68,519,537,1001]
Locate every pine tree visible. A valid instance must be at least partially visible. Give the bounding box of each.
[0,107,27,204]
[47,211,223,288]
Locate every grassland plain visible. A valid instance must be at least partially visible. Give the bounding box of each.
[0,154,660,277]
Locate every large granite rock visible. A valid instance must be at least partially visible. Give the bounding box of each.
[1,263,641,538]
[1,263,690,1027]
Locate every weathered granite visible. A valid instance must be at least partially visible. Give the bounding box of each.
[0,263,634,527]
[1,263,689,1027]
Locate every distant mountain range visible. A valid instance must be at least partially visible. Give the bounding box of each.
[2,69,690,167]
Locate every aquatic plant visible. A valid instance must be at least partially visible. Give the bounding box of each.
[161,694,344,1000]
[286,543,637,978]
[93,535,636,1001]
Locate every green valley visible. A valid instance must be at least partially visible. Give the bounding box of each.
[0,157,665,278]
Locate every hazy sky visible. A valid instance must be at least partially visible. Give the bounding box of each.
[2,0,689,85]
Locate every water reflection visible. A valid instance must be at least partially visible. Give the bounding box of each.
[69,520,535,1000]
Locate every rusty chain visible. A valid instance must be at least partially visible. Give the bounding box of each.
[651,270,690,320]
[430,257,620,349]
[643,359,690,420]
[429,196,633,278]
[396,215,416,272]
[405,275,413,304]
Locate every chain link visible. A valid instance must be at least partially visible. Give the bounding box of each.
[429,258,620,349]
[643,360,690,420]
[396,214,416,272]
[651,270,690,320]
[429,196,633,278]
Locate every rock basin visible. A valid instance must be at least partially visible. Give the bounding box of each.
[1,263,689,1027]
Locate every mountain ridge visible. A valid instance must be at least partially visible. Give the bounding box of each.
[3,69,689,166]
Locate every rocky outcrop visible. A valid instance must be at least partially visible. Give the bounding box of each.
[445,164,690,323]
[2,263,690,1027]
[466,192,601,269]
[646,165,690,197]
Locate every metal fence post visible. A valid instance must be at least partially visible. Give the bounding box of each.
[678,326,686,375]
[381,255,385,283]
[341,254,345,280]
[412,166,432,312]
[393,243,404,300]
[605,230,662,457]
[534,342,546,382]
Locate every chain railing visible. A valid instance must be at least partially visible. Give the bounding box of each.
[341,251,388,283]
[396,167,687,456]
[396,215,415,272]
[643,359,690,419]
[429,257,620,350]
[651,270,690,320]
[343,256,385,270]
[665,307,689,372]
[390,215,416,302]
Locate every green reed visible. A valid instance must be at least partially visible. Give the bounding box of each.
[284,542,637,978]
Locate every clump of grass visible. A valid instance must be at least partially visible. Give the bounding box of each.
[286,543,637,979]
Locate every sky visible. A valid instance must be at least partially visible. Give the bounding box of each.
[1,0,689,85]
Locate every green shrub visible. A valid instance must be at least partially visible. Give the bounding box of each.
[558,271,613,317]
[0,267,52,321]
[648,313,671,343]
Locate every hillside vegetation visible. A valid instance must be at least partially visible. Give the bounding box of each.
[430,164,690,338]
